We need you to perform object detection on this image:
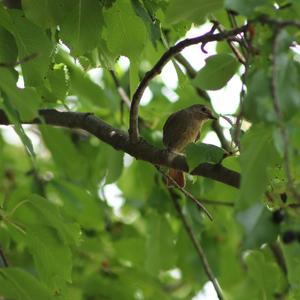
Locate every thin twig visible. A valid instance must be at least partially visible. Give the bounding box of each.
[129,25,249,142]
[109,70,131,108]
[271,30,300,202]
[0,53,38,68]
[169,190,224,300]
[270,242,287,275]
[214,21,246,65]
[200,199,234,207]
[259,17,300,29]
[156,166,213,220]
[109,70,149,128]
[227,11,249,59]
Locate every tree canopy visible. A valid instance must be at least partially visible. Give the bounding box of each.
[1,0,300,299]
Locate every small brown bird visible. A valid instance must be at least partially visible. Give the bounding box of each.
[163,104,216,187]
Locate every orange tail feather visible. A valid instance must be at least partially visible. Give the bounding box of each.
[167,169,185,188]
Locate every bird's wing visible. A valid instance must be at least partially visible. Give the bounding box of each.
[163,109,188,148]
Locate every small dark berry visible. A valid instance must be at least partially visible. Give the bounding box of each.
[280,193,287,203]
[282,231,296,244]
[272,209,285,224]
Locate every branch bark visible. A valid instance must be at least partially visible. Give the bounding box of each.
[129,25,249,142]
[0,109,240,188]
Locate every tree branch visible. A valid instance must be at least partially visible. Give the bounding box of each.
[169,190,224,300]
[129,25,249,142]
[0,109,240,188]
[156,166,213,220]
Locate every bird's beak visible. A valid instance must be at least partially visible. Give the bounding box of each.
[208,113,217,120]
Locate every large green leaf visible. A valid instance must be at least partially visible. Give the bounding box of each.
[193,54,239,91]
[0,68,41,120]
[145,212,176,275]
[0,8,53,86]
[231,250,284,299]
[282,243,300,298]
[239,126,278,210]
[225,0,269,16]
[103,0,147,95]
[186,142,225,170]
[0,25,17,65]
[40,125,87,181]
[97,142,124,184]
[27,225,72,289]
[50,180,104,230]
[11,194,80,245]
[57,49,108,108]
[60,0,103,55]
[118,160,155,201]
[236,203,278,249]
[1,92,35,157]
[243,69,274,123]
[0,268,54,300]
[103,0,147,60]
[166,0,223,24]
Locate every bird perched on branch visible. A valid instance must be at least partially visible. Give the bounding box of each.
[163,104,216,188]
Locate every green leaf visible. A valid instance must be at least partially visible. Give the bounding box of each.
[145,212,176,274]
[243,69,274,123]
[60,0,103,55]
[0,268,54,300]
[1,93,35,157]
[0,8,53,86]
[57,49,108,108]
[118,160,155,201]
[275,32,300,119]
[27,225,72,289]
[193,54,239,90]
[22,0,71,28]
[236,203,278,249]
[130,0,161,48]
[225,0,269,16]
[114,237,145,265]
[103,0,147,60]
[97,143,124,184]
[47,65,69,100]
[282,243,300,298]
[186,142,225,170]
[244,250,283,299]
[0,69,41,120]
[97,37,118,69]
[50,180,104,230]
[40,125,87,181]
[0,25,17,65]
[166,0,223,24]
[239,126,278,210]
[12,194,80,246]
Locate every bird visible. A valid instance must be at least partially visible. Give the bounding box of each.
[163,104,216,188]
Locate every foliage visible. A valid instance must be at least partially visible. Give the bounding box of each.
[0,0,300,299]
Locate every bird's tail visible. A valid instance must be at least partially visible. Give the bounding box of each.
[167,169,185,188]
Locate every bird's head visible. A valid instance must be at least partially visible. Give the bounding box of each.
[189,104,217,121]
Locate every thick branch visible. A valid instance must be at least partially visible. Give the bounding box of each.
[0,109,240,188]
[129,25,249,142]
